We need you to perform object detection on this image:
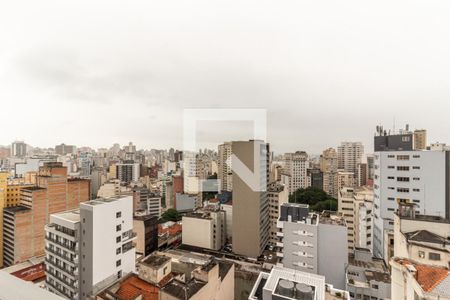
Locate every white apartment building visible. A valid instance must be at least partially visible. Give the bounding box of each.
[45,196,136,300]
[183,151,200,194]
[373,150,450,259]
[338,142,364,176]
[218,142,232,192]
[267,182,289,246]
[277,203,348,289]
[182,207,226,251]
[221,201,233,242]
[145,196,161,218]
[248,266,350,300]
[390,204,450,299]
[283,151,309,195]
[338,186,374,252]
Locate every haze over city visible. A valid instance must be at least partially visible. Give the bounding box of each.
[2,1,450,153]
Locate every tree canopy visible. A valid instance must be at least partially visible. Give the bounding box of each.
[289,187,337,212]
[161,208,181,222]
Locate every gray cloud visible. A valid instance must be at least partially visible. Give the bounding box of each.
[1,0,450,153]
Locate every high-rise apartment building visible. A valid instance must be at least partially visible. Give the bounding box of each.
[11,141,27,158]
[374,125,414,152]
[320,148,338,197]
[0,172,7,268]
[337,142,364,176]
[218,142,232,192]
[283,151,309,195]
[373,150,450,259]
[320,148,338,173]
[307,168,323,190]
[116,161,140,184]
[338,186,374,252]
[267,182,288,246]
[356,162,368,187]
[413,129,427,150]
[45,196,136,300]
[55,143,76,156]
[337,171,355,193]
[182,151,199,194]
[276,203,348,289]
[133,214,158,257]
[232,140,270,258]
[3,162,90,266]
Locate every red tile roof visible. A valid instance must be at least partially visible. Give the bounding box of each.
[115,275,159,300]
[396,259,449,292]
[416,264,449,292]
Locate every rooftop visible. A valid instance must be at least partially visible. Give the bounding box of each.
[98,274,159,300]
[319,211,346,226]
[0,272,65,300]
[405,230,449,246]
[160,279,206,300]
[53,209,81,223]
[10,262,45,283]
[394,258,450,295]
[141,253,171,269]
[82,195,131,206]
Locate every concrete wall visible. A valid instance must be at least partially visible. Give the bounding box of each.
[182,216,213,249]
[318,222,348,290]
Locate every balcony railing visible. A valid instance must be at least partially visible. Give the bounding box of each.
[45,247,78,266]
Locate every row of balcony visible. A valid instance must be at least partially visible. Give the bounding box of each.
[45,246,78,265]
[45,257,79,277]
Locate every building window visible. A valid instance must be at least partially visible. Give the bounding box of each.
[397,177,410,182]
[116,260,121,267]
[397,166,410,171]
[418,251,425,258]
[116,248,121,255]
[397,155,410,160]
[116,224,121,232]
[116,236,121,243]
[116,212,122,218]
[397,188,409,193]
[412,166,420,170]
[429,253,441,261]
[117,271,122,279]
[413,188,420,192]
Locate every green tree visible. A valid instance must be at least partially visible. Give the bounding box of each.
[289,187,337,212]
[161,208,181,222]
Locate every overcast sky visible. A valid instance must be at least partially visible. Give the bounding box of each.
[1,0,450,154]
